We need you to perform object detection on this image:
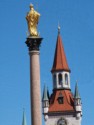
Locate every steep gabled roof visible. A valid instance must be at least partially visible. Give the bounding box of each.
[51,33,70,72]
[48,90,74,113]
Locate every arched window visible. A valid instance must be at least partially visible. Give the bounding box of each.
[58,74,62,85]
[65,74,68,85]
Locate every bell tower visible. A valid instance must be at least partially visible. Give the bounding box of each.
[42,27,82,125]
[51,26,71,90]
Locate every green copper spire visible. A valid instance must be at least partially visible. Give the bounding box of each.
[42,85,49,101]
[74,82,80,99]
[22,109,27,125]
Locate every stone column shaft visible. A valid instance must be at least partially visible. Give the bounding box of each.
[26,37,43,125]
[29,51,41,125]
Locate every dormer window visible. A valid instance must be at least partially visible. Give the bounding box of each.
[65,74,68,85]
[57,92,63,104]
[58,73,62,85]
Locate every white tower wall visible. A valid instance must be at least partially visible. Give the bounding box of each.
[45,115,82,125]
[52,71,70,89]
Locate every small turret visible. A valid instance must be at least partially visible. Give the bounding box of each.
[22,109,27,125]
[74,82,82,119]
[42,85,49,120]
[42,85,49,109]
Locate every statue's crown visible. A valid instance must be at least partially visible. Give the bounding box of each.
[30,4,34,9]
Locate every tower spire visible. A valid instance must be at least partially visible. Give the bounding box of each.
[22,109,27,125]
[74,81,82,118]
[51,29,70,72]
[51,28,71,90]
[42,85,49,101]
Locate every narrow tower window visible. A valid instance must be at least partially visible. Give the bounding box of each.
[65,74,68,85]
[53,74,56,85]
[58,74,62,85]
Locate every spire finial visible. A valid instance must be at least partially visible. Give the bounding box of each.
[58,22,60,34]
[76,80,78,85]
[23,107,24,111]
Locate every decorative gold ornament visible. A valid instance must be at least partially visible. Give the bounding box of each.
[26,4,40,37]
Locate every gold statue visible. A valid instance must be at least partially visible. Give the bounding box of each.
[26,4,40,37]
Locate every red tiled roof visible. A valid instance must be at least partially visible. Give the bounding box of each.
[49,90,74,112]
[51,34,70,72]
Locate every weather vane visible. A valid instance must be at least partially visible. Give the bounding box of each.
[58,22,60,34]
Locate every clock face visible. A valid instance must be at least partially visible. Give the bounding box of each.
[57,118,67,125]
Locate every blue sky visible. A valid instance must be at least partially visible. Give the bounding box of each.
[0,0,94,125]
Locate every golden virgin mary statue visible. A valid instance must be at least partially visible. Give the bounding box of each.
[26,4,40,37]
